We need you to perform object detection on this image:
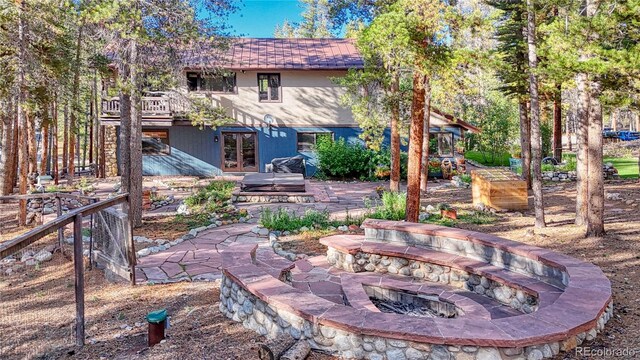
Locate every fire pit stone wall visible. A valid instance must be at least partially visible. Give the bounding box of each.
[327,248,538,313]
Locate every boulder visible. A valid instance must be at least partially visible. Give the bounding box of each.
[34,250,53,262]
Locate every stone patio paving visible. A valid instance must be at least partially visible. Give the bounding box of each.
[135,180,388,284]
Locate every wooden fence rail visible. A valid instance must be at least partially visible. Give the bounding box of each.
[0,193,132,347]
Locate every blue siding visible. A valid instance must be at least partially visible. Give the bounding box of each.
[127,124,461,177]
[217,125,364,176]
[134,125,365,177]
[143,126,222,176]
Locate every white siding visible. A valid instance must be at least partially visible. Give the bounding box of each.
[192,70,355,127]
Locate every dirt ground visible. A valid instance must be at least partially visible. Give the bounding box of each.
[132,216,192,242]
[0,247,333,360]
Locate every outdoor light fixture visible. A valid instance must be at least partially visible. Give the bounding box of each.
[214,135,219,142]
[264,114,275,128]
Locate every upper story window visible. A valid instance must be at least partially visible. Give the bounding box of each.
[142,129,170,155]
[187,71,236,93]
[258,73,281,102]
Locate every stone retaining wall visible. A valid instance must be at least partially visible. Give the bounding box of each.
[232,193,315,203]
[326,248,538,313]
[25,196,91,225]
[220,272,613,360]
[542,163,618,182]
[364,227,567,288]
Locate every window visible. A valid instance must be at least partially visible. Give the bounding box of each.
[258,73,281,102]
[437,132,454,157]
[142,130,170,155]
[186,71,236,93]
[297,132,333,151]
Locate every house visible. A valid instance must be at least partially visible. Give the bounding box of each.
[99,38,478,177]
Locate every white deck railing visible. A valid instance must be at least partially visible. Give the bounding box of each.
[101,92,188,117]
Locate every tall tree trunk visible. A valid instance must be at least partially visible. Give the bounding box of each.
[420,87,431,193]
[91,67,99,174]
[120,38,143,227]
[89,94,94,167]
[17,0,27,225]
[83,112,88,169]
[526,0,545,228]
[552,84,562,160]
[566,109,572,151]
[405,73,426,223]
[26,112,37,184]
[68,24,84,181]
[519,100,531,188]
[389,74,401,193]
[62,102,68,174]
[586,92,604,236]
[52,102,59,185]
[1,100,16,195]
[10,106,19,189]
[575,73,590,225]
[40,120,49,175]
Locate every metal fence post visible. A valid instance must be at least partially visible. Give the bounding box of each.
[73,213,85,347]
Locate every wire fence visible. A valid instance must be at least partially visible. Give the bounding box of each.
[0,194,133,359]
[0,232,75,359]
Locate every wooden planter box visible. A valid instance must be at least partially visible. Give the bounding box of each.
[471,169,528,211]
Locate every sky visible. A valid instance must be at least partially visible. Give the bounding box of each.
[228,0,303,38]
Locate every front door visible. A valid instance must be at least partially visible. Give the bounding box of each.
[221,132,258,172]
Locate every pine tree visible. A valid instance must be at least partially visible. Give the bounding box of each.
[274,0,335,38]
[526,0,546,228]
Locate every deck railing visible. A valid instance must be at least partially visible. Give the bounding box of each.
[101,92,188,117]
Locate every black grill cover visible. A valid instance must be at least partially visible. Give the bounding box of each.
[271,156,306,176]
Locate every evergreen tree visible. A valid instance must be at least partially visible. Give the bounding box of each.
[274,0,335,38]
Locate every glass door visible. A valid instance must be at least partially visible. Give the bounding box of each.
[221,132,258,172]
[241,133,257,171]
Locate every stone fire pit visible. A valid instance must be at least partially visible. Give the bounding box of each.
[219,219,612,360]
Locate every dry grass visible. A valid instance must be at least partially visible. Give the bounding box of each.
[277,229,337,257]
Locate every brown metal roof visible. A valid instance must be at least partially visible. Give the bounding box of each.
[432,108,481,133]
[182,38,364,71]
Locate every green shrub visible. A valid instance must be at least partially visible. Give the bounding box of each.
[315,137,407,180]
[435,203,452,211]
[368,192,407,221]
[541,163,555,172]
[260,208,332,231]
[457,211,497,224]
[174,213,211,229]
[183,181,235,213]
[458,174,472,184]
[557,157,577,172]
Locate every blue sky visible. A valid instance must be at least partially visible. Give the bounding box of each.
[228,0,303,38]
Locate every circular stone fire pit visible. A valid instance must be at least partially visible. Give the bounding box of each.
[219,219,612,360]
[366,286,459,318]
